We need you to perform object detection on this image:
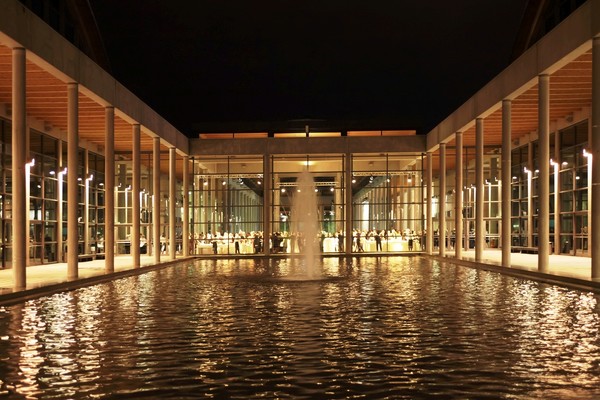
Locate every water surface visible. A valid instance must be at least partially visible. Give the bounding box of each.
[0,257,599,399]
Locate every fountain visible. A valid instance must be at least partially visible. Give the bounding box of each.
[290,169,320,277]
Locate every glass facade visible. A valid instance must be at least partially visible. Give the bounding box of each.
[185,153,425,255]
[0,118,595,267]
[510,120,589,255]
[0,119,11,269]
[559,121,589,255]
[189,156,263,255]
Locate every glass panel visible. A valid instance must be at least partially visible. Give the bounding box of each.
[574,190,587,211]
[560,192,573,212]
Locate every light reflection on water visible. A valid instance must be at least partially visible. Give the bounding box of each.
[0,257,599,399]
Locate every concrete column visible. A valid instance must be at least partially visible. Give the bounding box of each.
[67,82,79,280]
[105,107,115,272]
[554,127,561,254]
[83,150,90,255]
[502,100,512,268]
[153,137,161,263]
[455,132,463,259]
[11,48,26,289]
[131,124,141,268]
[475,118,485,262]
[591,37,600,279]
[527,142,533,247]
[439,143,447,257]
[538,74,550,273]
[263,154,271,255]
[426,151,433,254]
[345,153,353,254]
[183,156,190,256]
[169,147,176,260]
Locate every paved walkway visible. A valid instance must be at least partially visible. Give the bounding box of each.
[0,250,599,304]
[435,248,600,293]
[0,255,189,304]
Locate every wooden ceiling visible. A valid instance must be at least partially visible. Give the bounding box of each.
[0,44,593,178]
[441,50,592,173]
[0,45,184,178]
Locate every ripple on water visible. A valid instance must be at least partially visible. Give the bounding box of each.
[0,256,599,399]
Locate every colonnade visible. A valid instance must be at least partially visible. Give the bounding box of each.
[425,40,600,281]
[9,47,183,290]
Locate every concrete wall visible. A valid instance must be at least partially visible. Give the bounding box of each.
[189,135,427,156]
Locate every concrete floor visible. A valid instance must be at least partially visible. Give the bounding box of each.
[1,250,599,304]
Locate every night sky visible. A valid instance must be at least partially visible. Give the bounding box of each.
[89,1,528,137]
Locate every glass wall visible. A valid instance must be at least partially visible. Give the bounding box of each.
[29,129,58,265]
[114,156,156,256]
[188,153,425,255]
[352,153,424,252]
[511,145,529,246]
[559,121,589,255]
[190,156,263,255]
[272,155,345,254]
[0,119,12,269]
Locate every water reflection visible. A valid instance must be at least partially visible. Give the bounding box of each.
[0,256,599,399]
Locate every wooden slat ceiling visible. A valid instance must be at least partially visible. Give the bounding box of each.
[439,51,591,174]
[0,44,183,178]
[0,45,593,178]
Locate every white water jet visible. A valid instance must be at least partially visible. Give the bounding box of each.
[290,170,320,277]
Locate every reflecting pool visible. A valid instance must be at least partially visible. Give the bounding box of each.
[1,257,600,399]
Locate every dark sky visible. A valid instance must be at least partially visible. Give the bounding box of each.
[89,1,528,136]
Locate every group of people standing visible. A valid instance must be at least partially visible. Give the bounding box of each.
[182,228,423,255]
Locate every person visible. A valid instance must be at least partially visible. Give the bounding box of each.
[160,234,167,254]
[375,231,382,251]
[140,233,147,254]
[234,236,240,254]
[356,231,364,252]
[337,231,344,252]
[212,239,218,254]
[408,236,414,251]
[189,234,195,255]
[253,233,261,254]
